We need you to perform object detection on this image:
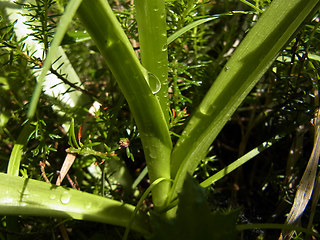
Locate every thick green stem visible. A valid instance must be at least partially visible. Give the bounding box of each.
[169,0,320,203]
[0,173,149,235]
[77,0,172,208]
[135,0,169,123]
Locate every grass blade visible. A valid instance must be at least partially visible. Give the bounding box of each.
[200,136,281,188]
[167,11,254,45]
[239,0,263,13]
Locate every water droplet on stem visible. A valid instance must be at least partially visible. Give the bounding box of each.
[199,104,215,116]
[161,44,168,52]
[60,191,71,204]
[49,194,56,200]
[147,72,161,94]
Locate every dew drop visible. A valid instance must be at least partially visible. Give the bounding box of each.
[49,194,56,200]
[60,191,71,204]
[199,106,209,116]
[85,202,92,209]
[199,104,214,116]
[147,72,161,94]
[141,67,161,94]
[148,152,157,159]
[161,44,168,52]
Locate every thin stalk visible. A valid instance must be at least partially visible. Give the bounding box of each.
[200,136,281,188]
[135,0,169,123]
[77,0,172,209]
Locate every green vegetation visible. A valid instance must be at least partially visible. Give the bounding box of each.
[0,0,320,239]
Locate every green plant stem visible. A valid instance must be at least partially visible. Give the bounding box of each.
[135,0,169,123]
[77,0,172,209]
[6,121,34,239]
[169,0,320,204]
[0,173,150,236]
